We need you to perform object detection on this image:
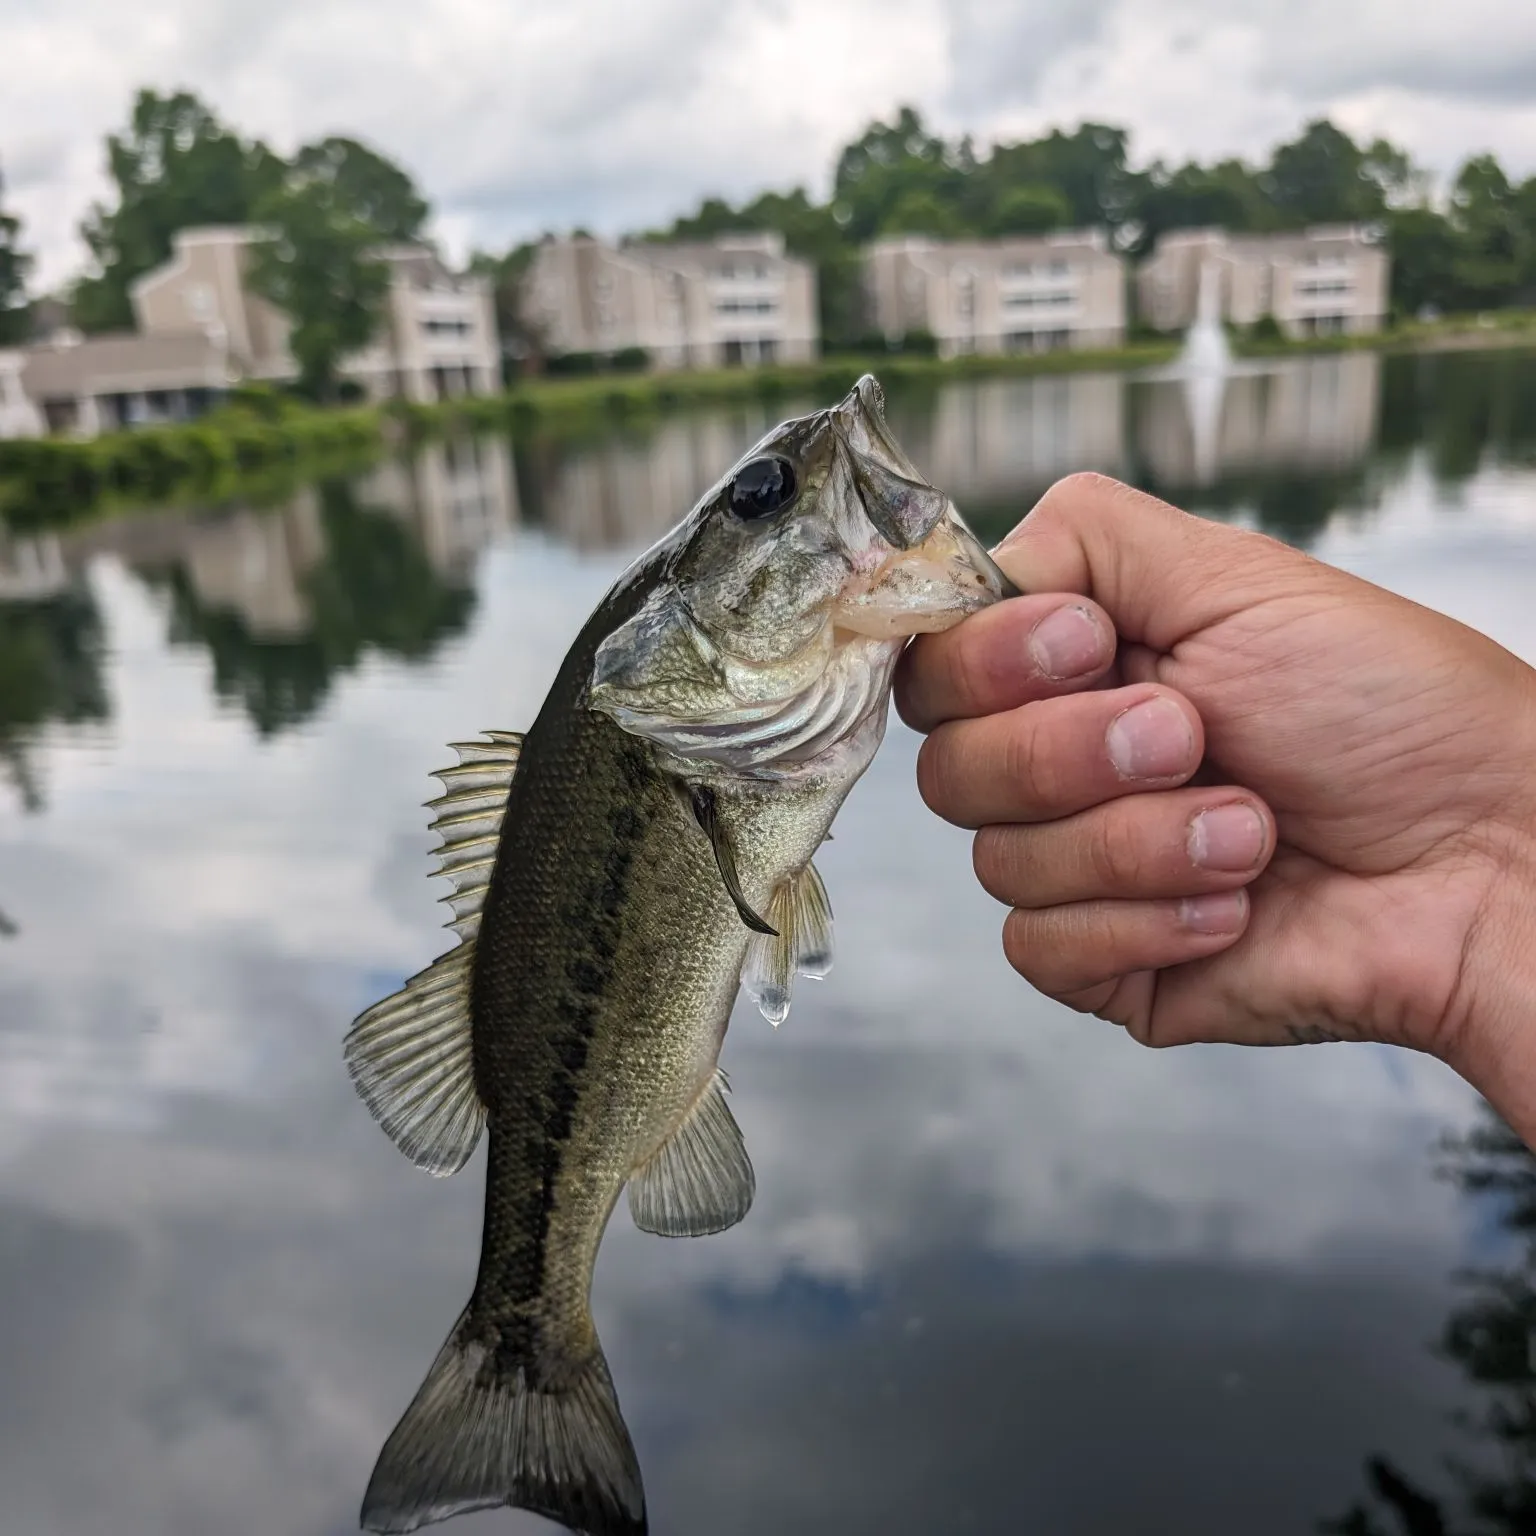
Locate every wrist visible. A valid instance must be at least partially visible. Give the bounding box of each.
[1445,809,1536,1144]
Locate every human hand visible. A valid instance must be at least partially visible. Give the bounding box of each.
[896,474,1536,1141]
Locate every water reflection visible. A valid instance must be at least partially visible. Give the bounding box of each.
[0,351,1535,1535]
[1324,1111,1536,1535]
[62,438,514,737]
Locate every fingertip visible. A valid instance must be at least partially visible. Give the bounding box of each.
[895,593,1117,732]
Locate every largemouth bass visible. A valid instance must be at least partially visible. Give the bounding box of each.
[346,375,1016,1535]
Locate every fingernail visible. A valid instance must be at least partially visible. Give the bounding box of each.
[1189,804,1265,871]
[1028,604,1105,680]
[1106,697,1194,779]
[1179,891,1248,934]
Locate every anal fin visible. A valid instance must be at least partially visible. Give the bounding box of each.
[628,1069,755,1238]
[741,861,834,1027]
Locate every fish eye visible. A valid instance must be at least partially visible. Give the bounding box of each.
[727,456,798,521]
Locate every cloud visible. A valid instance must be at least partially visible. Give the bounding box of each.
[6,0,1536,294]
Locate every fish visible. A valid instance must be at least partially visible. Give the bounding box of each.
[345,375,1018,1536]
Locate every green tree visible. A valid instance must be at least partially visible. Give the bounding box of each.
[1262,118,1387,227]
[1126,157,1275,254]
[0,161,31,345]
[72,88,282,332]
[986,184,1071,237]
[156,479,475,735]
[832,107,964,243]
[288,136,428,243]
[1385,205,1460,317]
[1449,154,1526,309]
[981,123,1136,232]
[248,175,391,400]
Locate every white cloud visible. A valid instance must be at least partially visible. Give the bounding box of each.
[4,0,1536,292]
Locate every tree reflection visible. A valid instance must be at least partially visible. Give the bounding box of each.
[149,478,475,735]
[1321,1110,1536,1535]
[0,586,109,811]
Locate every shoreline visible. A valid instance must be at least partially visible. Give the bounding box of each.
[5,314,1536,534]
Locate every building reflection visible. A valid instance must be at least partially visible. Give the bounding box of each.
[513,403,802,552]
[1135,353,1382,489]
[896,372,1127,539]
[61,437,515,735]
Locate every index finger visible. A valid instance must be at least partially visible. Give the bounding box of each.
[895,592,1116,733]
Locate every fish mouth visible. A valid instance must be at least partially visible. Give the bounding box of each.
[830,373,1020,639]
[834,512,1017,639]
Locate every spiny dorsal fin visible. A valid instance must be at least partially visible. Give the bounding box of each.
[740,862,834,1027]
[426,731,523,944]
[343,731,523,1177]
[688,784,777,936]
[627,1069,755,1238]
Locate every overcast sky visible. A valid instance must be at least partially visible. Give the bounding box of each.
[4,0,1536,292]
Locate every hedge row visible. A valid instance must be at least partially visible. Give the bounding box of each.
[0,403,385,532]
[0,341,1185,533]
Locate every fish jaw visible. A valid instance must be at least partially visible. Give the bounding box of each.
[833,510,1017,639]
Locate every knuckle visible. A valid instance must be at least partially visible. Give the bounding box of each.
[915,728,963,820]
[1089,808,1152,893]
[999,710,1059,808]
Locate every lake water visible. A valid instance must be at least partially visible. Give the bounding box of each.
[3,349,1536,1536]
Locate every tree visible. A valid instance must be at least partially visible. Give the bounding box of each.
[1449,154,1526,308]
[986,184,1071,237]
[1262,118,1387,227]
[287,136,428,243]
[247,172,391,400]
[72,88,282,332]
[0,161,31,344]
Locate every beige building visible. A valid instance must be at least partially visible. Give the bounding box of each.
[133,228,500,402]
[1137,226,1390,338]
[0,349,45,439]
[863,230,1128,358]
[12,227,501,439]
[522,232,818,368]
[20,329,235,435]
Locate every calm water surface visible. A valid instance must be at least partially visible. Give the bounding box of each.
[4,351,1536,1535]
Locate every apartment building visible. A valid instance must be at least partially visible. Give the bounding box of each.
[521,232,818,368]
[0,350,44,439]
[1137,225,1390,338]
[863,230,1127,358]
[133,228,500,402]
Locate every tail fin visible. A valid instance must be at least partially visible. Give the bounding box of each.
[360,1309,646,1536]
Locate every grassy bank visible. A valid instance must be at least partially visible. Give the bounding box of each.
[7,314,1536,533]
[0,343,1179,532]
[1232,308,1536,359]
[0,399,385,534]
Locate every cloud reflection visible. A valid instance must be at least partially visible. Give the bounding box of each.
[1,356,1534,1533]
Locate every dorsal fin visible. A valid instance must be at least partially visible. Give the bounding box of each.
[343,731,522,1176]
[740,861,834,1027]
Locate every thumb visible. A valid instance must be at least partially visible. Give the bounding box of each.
[994,473,1308,651]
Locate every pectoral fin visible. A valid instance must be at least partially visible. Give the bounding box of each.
[741,862,834,1026]
[688,784,778,936]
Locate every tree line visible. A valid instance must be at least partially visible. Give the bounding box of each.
[3,94,1536,372]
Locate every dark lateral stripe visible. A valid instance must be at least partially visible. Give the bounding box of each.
[492,794,647,1369]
